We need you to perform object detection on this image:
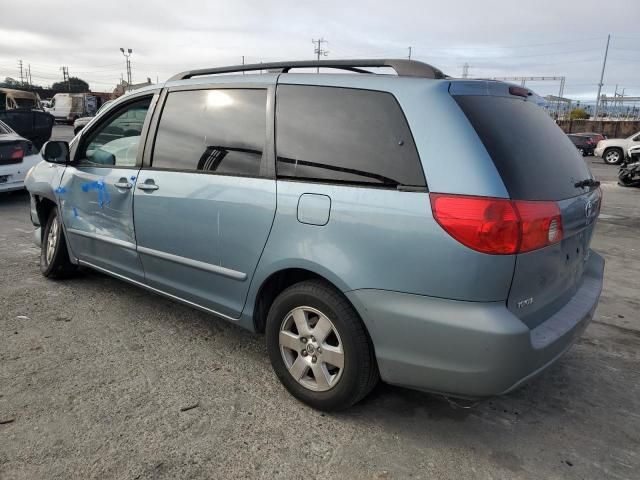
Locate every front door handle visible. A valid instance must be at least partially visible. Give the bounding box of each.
[137,180,159,192]
[114,177,133,189]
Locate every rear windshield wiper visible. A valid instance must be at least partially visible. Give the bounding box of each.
[574,178,601,189]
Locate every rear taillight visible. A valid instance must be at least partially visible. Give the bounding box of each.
[11,147,24,160]
[514,200,563,252]
[430,193,563,255]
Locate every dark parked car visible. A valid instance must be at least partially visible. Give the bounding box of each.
[568,132,605,156]
[0,108,54,150]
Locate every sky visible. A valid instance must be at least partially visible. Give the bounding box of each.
[1,0,639,102]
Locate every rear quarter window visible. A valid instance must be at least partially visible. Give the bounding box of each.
[454,95,592,201]
[276,85,425,188]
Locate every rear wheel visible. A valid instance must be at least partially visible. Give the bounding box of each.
[41,208,76,278]
[266,280,378,411]
[604,148,623,165]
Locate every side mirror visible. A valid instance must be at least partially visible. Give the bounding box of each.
[42,140,70,164]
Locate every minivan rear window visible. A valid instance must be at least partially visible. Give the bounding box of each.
[454,95,592,201]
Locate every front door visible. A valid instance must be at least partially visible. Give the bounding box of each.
[59,94,156,281]
[133,86,277,318]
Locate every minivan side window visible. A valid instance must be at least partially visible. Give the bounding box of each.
[151,89,267,177]
[79,97,151,167]
[275,85,425,187]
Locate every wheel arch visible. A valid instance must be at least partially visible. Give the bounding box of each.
[250,264,353,334]
[34,195,57,236]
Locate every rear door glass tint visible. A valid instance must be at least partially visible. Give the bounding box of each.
[454,95,592,200]
[276,85,425,188]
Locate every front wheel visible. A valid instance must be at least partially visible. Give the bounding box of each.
[266,280,378,411]
[604,148,623,165]
[41,208,76,278]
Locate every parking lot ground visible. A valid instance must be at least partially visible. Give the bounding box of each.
[1,131,639,479]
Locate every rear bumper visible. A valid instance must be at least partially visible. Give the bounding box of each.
[0,181,25,192]
[345,251,604,398]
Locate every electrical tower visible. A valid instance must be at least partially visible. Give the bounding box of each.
[18,59,24,85]
[462,63,470,79]
[312,38,328,73]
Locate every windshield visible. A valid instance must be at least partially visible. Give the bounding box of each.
[14,98,37,108]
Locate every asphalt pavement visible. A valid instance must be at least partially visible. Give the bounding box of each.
[1,126,639,479]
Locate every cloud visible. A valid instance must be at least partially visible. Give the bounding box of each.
[1,0,638,100]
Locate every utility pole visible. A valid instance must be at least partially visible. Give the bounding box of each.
[312,38,328,73]
[18,59,24,85]
[120,48,133,85]
[462,63,470,79]
[594,34,610,120]
[242,55,245,75]
[27,64,32,87]
[60,66,70,91]
[407,46,412,60]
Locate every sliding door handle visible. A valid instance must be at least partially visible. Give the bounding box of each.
[137,181,159,192]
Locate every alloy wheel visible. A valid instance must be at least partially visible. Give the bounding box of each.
[46,216,59,265]
[605,150,621,164]
[278,306,345,392]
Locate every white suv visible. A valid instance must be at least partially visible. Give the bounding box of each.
[594,131,640,165]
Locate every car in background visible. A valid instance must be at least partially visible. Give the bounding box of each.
[594,131,640,165]
[73,100,114,135]
[0,88,42,110]
[567,133,603,156]
[0,120,41,193]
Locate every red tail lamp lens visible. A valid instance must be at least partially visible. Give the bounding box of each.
[514,200,563,252]
[11,148,24,160]
[430,194,564,255]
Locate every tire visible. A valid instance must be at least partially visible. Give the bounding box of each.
[40,208,76,278]
[266,280,378,411]
[604,148,623,165]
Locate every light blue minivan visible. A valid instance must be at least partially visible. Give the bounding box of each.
[26,60,604,410]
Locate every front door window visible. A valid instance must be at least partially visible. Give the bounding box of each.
[79,98,151,167]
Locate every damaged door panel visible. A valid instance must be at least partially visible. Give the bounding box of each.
[59,94,155,281]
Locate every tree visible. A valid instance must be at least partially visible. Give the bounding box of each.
[51,76,90,93]
[0,77,22,88]
[569,108,590,120]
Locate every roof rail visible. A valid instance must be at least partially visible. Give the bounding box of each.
[168,59,447,81]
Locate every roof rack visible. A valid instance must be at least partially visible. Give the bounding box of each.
[168,59,447,81]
